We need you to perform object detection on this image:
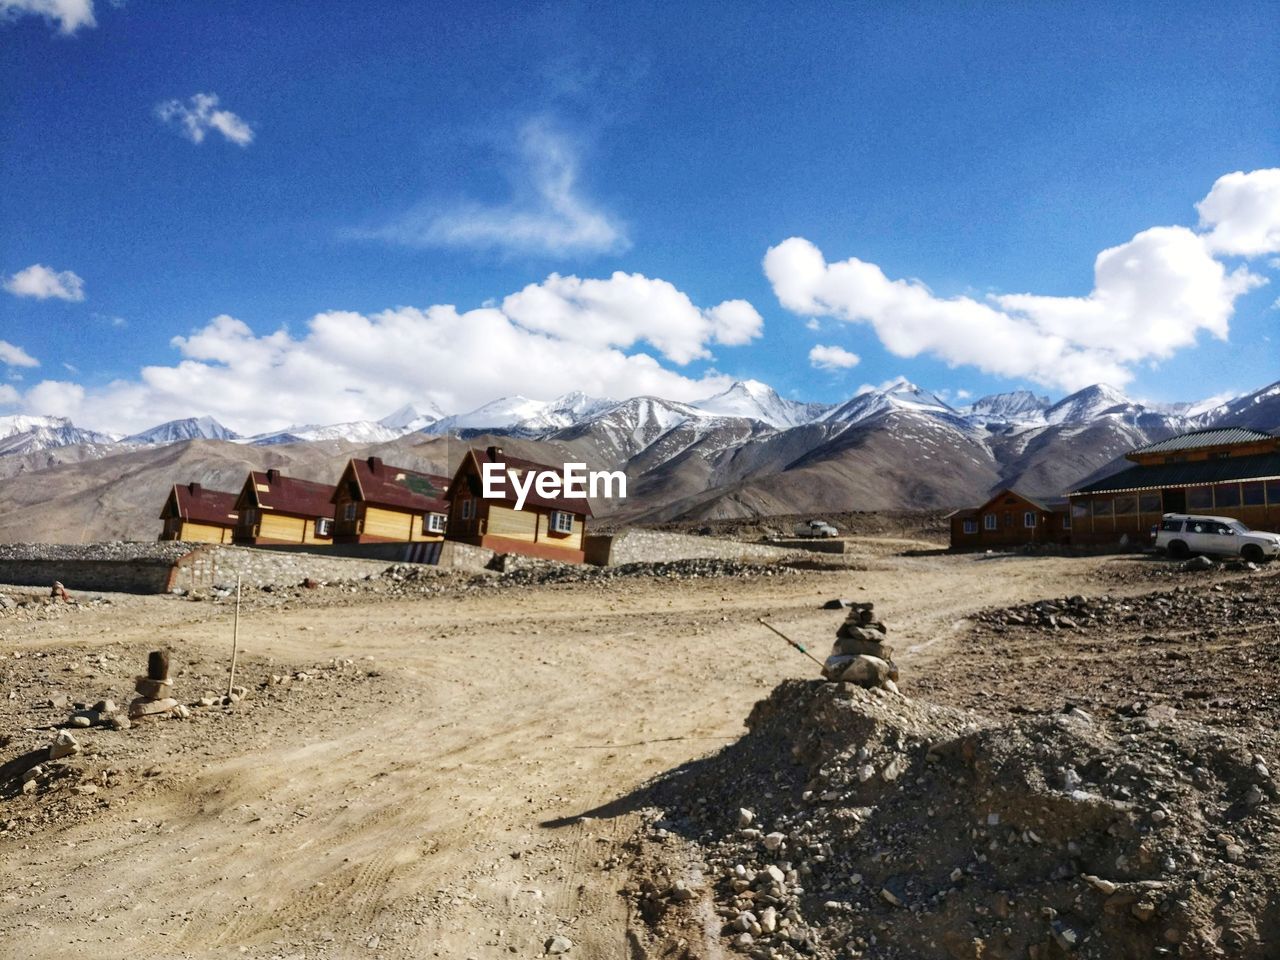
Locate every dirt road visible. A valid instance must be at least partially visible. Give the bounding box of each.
[0,552,1242,959]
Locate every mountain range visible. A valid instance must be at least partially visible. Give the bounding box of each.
[0,377,1276,541]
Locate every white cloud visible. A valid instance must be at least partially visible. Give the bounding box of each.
[808,344,861,371]
[19,273,761,433]
[502,273,761,364]
[156,93,254,147]
[23,379,83,416]
[0,0,95,34]
[0,384,19,405]
[1198,169,1280,257]
[4,263,85,301]
[769,169,1277,392]
[0,340,39,367]
[363,118,627,257]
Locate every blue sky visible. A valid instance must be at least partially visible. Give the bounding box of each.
[1,0,1277,433]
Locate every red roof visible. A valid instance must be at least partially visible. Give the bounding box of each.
[341,457,450,514]
[244,470,335,519]
[460,447,594,517]
[164,483,239,526]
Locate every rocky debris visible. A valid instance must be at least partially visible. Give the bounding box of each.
[974,581,1280,637]
[0,589,115,622]
[1182,555,1215,572]
[627,677,1280,959]
[50,581,70,601]
[128,649,181,721]
[820,603,900,692]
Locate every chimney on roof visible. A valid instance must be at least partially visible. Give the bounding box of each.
[187,482,202,494]
[266,468,280,484]
[486,445,503,460]
[367,456,383,471]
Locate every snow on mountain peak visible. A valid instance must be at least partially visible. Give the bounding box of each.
[378,401,447,431]
[125,416,241,444]
[692,379,812,428]
[1044,384,1134,424]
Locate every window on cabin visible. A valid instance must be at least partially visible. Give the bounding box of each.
[242,508,257,525]
[1214,484,1241,508]
[1268,480,1280,506]
[460,498,474,520]
[1242,481,1265,506]
[1139,493,1162,513]
[1187,487,1213,510]
[1211,451,1231,459]
[550,511,574,534]
[1023,511,1036,528]
[1062,512,1072,529]
[1113,496,1136,515]
[1071,502,1088,520]
[962,519,977,534]
[316,518,332,537]
[983,514,997,531]
[1092,498,1112,517]
[343,502,358,521]
[425,512,446,534]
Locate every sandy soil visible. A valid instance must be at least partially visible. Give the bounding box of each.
[0,549,1272,959]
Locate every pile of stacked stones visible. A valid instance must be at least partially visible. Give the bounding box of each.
[129,650,188,720]
[820,601,900,693]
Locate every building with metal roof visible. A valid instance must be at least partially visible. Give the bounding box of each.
[1066,426,1280,544]
[158,482,239,543]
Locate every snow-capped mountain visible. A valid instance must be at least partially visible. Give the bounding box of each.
[246,420,409,446]
[432,392,615,436]
[1043,384,1135,425]
[820,378,955,425]
[1190,380,1280,431]
[964,390,1051,422]
[691,380,826,429]
[0,415,118,457]
[378,402,447,434]
[124,417,241,445]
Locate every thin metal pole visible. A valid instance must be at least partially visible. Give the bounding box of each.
[758,617,825,667]
[227,575,242,697]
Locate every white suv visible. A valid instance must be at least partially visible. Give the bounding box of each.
[1154,513,1280,563]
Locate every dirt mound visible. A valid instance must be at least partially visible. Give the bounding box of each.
[625,680,1279,959]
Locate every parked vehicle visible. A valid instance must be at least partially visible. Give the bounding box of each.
[1153,513,1280,563]
[794,519,839,538]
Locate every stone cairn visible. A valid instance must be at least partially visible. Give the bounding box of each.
[820,601,900,693]
[129,649,181,720]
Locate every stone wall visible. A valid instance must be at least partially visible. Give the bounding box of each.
[171,545,392,594]
[584,528,798,566]
[0,539,497,595]
[0,542,192,594]
[760,537,849,555]
[247,540,494,571]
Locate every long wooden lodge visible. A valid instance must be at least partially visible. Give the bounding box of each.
[1066,427,1280,544]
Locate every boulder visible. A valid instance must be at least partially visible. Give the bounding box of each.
[128,697,179,719]
[134,676,173,699]
[838,623,888,642]
[49,730,80,760]
[839,655,896,688]
[833,635,894,659]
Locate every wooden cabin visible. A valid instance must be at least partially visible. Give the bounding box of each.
[158,482,239,543]
[445,445,591,563]
[948,488,1071,550]
[1067,427,1280,544]
[331,456,451,544]
[232,469,335,546]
